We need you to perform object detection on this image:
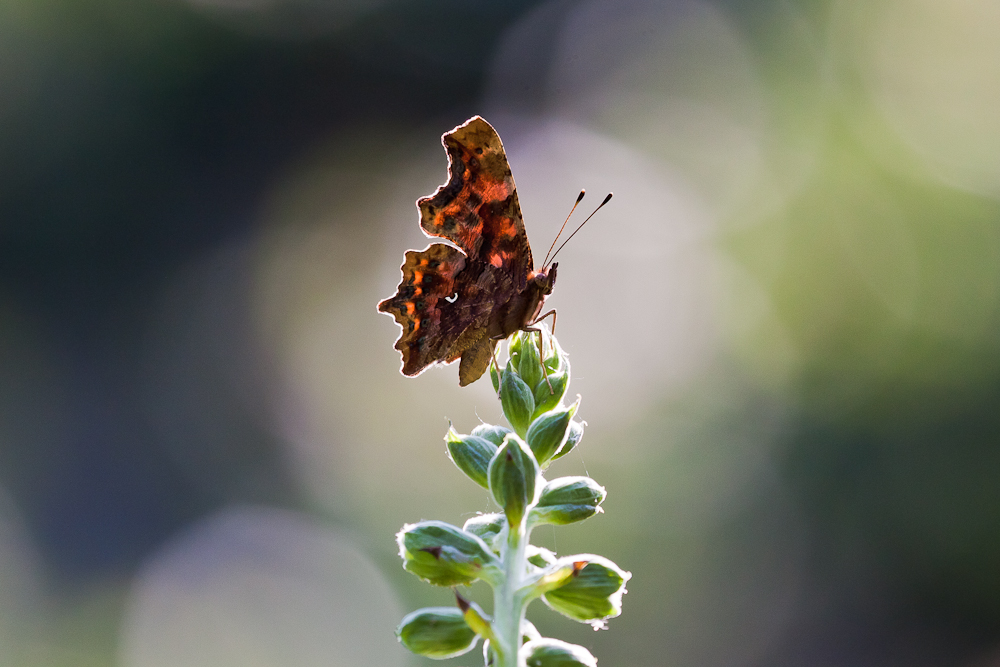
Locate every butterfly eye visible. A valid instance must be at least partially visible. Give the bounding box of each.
[444,292,459,304]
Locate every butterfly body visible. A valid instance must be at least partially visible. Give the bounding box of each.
[488,266,557,340]
[378,116,555,386]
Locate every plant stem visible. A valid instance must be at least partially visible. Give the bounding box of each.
[493,519,528,667]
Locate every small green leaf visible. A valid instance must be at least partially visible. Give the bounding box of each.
[488,435,540,527]
[529,476,606,527]
[445,428,497,489]
[397,521,500,587]
[397,607,479,659]
[550,420,584,462]
[500,367,534,437]
[525,400,578,466]
[462,513,505,551]
[522,638,597,667]
[542,555,631,623]
[471,423,513,447]
[525,545,557,569]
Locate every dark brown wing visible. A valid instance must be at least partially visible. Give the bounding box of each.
[378,242,518,378]
[379,116,531,384]
[418,116,533,289]
[377,243,467,376]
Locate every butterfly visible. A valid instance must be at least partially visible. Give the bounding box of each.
[378,116,561,386]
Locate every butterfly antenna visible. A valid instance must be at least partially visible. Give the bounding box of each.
[541,189,586,268]
[546,192,613,266]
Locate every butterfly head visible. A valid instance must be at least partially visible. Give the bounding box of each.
[533,262,557,295]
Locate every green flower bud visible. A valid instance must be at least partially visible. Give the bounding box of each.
[509,330,526,360]
[529,476,606,527]
[445,427,497,489]
[488,435,540,527]
[397,521,500,587]
[521,620,542,643]
[500,369,534,438]
[530,560,583,597]
[549,420,584,462]
[542,555,630,624]
[518,332,543,390]
[523,639,597,667]
[532,371,568,418]
[462,513,505,551]
[454,591,495,642]
[397,607,478,659]
[490,361,502,394]
[525,545,557,569]
[471,423,513,447]
[525,400,579,466]
[542,335,569,375]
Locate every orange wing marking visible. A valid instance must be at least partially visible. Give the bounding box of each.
[496,224,517,238]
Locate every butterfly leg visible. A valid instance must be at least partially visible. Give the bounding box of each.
[532,309,557,335]
[520,327,554,395]
[522,317,556,395]
[526,309,558,393]
[529,309,557,360]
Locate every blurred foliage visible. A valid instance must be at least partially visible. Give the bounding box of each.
[1,0,999,665]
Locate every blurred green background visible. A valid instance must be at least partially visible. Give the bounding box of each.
[2,0,1000,665]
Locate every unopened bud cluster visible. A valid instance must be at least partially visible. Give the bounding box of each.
[396,329,630,667]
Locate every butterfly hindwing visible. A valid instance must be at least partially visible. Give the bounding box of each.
[377,243,467,376]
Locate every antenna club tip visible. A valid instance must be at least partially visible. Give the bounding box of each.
[576,189,586,202]
[602,192,613,205]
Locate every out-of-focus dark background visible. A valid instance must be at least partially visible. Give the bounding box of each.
[2,0,1000,665]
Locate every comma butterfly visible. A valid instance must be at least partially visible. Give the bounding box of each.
[378,116,609,386]
[377,116,556,386]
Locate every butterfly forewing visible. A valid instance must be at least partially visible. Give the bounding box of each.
[418,117,533,287]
